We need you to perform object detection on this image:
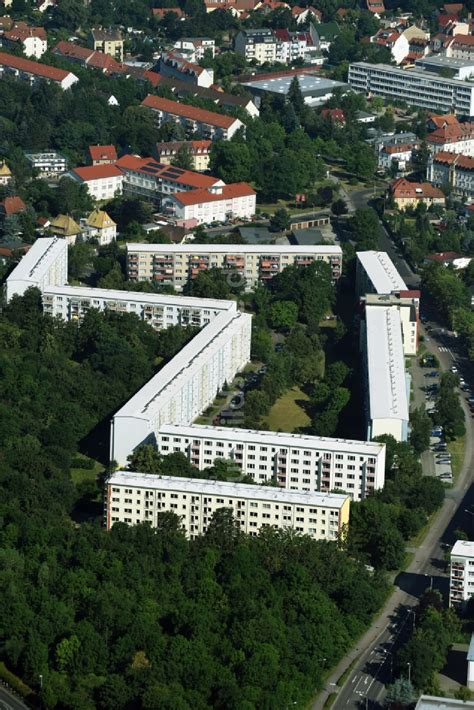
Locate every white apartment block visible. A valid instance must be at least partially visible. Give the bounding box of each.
[427,152,474,198]
[364,292,419,357]
[5,236,68,302]
[164,183,256,226]
[361,306,410,442]
[105,471,351,541]
[42,285,236,329]
[24,151,67,177]
[141,95,243,141]
[234,29,277,64]
[110,310,252,465]
[173,38,216,61]
[126,244,343,291]
[348,62,474,117]
[427,123,474,156]
[356,250,407,298]
[157,424,386,502]
[378,143,418,173]
[449,540,474,609]
[67,164,123,201]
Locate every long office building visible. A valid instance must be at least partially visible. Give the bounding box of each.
[449,540,474,609]
[360,305,410,442]
[5,237,68,302]
[348,62,474,117]
[156,424,386,501]
[110,310,252,465]
[105,471,351,540]
[126,243,343,291]
[356,250,407,297]
[42,285,236,330]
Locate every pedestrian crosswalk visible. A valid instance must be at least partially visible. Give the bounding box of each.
[438,347,452,354]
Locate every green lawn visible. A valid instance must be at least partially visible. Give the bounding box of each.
[263,386,310,432]
[448,435,465,481]
[70,454,103,484]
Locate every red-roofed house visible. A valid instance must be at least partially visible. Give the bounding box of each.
[3,23,47,58]
[89,145,118,165]
[152,6,186,18]
[390,178,445,209]
[427,113,459,130]
[366,0,385,14]
[424,251,471,269]
[0,50,78,89]
[163,182,256,226]
[444,3,464,13]
[427,122,474,156]
[445,33,474,59]
[52,41,123,75]
[291,5,322,24]
[378,141,419,172]
[321,108,346,125]
[154,140,212,172]
[67,164,123,201]
[428,151,474,197]
[159,50,214,88]
[0,195,27,216]
[141,94,243,140]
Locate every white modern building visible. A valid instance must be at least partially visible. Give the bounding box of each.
[126,243,343,291]
[361,306,410,442]
[110,309,252,465]
[163,183,256,226]
[25,151,68,178]
[348,62,474,117]
[157,424,386,501]
[356,250,407,298]
[159,50,214,87]
[173,37,216,61]
[105,471,351,540]
[449,540,474,609]
[234,28,277,64]
[42,285,236,329]
[67,164,124,201]
[5,236,68,302]
[363,292,419,357]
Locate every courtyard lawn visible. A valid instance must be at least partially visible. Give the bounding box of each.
[70,454,103,485]
[263,386,310,432]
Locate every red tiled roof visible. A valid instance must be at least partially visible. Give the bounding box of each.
[425,251,462,261]
[116,154,218,189]
[438,13,458,27]
[433,150,474,170]
[153,7,184,18]
[366,0,385,11]
[4,25,46,42]
[0,195,27,215]
[142,69,162,87]
[54,40,93,60]
[70,164,123,181]
[89,144,118,162]
[141,94,237,129]
[321,108,345,122]
[444,3,463,13]
[449,33,474,46]
[391,178,445,199]
[172,182,255,206]
[428,113,459,128]
[0,51,72,82]
[161,50,205,77]
[427,122,474,144]
[382,143,418,154]
[53,40,123,73]
[155,139,212,154]
[274,28,291,42]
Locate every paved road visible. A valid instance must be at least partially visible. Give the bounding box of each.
[0,687,29,710]
[313,234,473,710]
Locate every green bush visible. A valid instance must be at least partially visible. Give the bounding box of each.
[71,457,96,470]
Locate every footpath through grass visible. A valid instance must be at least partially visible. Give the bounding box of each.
[263,386,310,431]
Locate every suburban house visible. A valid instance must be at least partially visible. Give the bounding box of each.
[89,27,123,61]
[67,164,123,201]
[49,214,82,245]
[162,183,256,226]
[154,140,212,172]
[89,145,118,165]
[427,122,474,156]
[0,161,12,185]
[427,151,474,197]
[173,38,216,61]
[234,28,277,64]
[82,209,117,245]
[2,23,47,58]
[0,195,27,217]
[0,51,78,89]
[390,178,445,209]
[378,142,419,173]
[159,50,214,88]
[141,95,244,141]
[152,7,186,19]
[52,41,123,75]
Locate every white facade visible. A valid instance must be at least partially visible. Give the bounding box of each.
[127,243,343,291]
[348,62,474,117]
[157,424,386,502]
[234,29,277,64]
[356,250,407,297]
[361,306,410,442]
[378,145,415,172]
[449,540,474,608]
[110,310,252,465]
[173,38,216,61]
[5,237,68,302]
[25,151,67,177]
[67,167,123,201]
[42,285,236,329]
[427,153,474,198]
[164,184,256,226]
[105,471,351,540]
[364,292,419,357]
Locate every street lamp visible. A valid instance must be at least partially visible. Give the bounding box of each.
[408,608,416,631]
[39,674,43,690]
[424,573,433,591]
[383,649,393,682]
[407,662,411,685]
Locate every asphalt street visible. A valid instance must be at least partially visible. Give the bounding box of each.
[313,216,473,710]
[0,687,28,710]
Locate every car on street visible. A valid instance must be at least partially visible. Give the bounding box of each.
[451,365,458,373]
[468,397,474,404]
[438,473,453,481]
[230,394,244,409]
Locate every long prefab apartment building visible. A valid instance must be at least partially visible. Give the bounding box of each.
[156,423,386,501]
[110,310,252,465]
[5,236,68,302]
[348,62,474,117]
[105,471,351,541]
[126,243,343,291]
[42,285,237,330]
